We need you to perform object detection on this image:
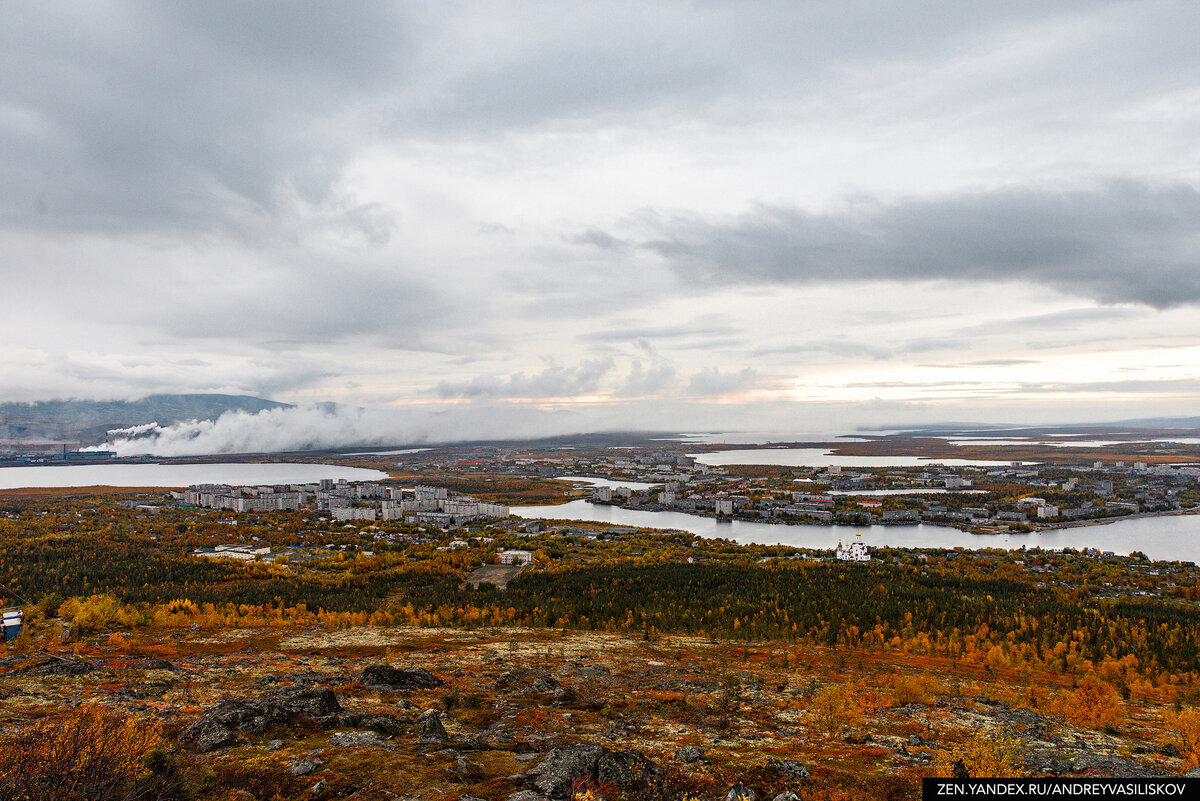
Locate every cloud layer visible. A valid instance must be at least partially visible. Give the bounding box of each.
[642,182,1200,308]
[4,2,1200,440]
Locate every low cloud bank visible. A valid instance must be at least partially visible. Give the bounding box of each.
[91,403,590,457]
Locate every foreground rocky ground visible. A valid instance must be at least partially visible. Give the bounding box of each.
[0,625,1193,800]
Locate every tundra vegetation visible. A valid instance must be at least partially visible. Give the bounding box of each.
[1,489,1199,800]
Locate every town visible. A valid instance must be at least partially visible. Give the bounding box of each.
[368,444,1200,534]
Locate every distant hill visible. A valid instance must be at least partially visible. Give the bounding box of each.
[0,394,291,447]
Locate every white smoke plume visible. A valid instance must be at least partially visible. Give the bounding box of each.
[104,421,169,438]
[91,403,593,457]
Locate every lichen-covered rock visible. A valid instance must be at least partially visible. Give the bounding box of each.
[519,743,663,800]
[766,758,810,780]
[725,783,758,801]
[417,709,449,744]
[179,686,343,752]
[596,749,663,791]
[289,759,320,776]
[330,730,387,748]
[8,656,96,676]
[677,745,704,763]
[360,664,443,690]
[496,668,563,695]
[337,711,408,737]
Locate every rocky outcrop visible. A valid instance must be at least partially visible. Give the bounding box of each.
[518,743,663,799]
[289,758,321,776]
[179,686,407,752]
[329,730,388,748]
[725,783,757,801]
[8,655,96,676]
[417,709,449,744]
[180,686,344,752]
[360,664,443,690]
[766,758,810,780]
[497,668,563,695]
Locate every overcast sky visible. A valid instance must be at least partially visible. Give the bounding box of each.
[4,1,1200,445]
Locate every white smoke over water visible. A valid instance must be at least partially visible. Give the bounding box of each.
[91,403,592,457]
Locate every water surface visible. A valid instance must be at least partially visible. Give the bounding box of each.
[0,462,387,489]
[512,500,1200,562]
[691,448,1017,468]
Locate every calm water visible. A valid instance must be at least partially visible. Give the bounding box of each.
[511,500,1200,562]
[0,462,387,489]
[556,476,660,490]
[690,448,1017,468]
[826,488,988,496]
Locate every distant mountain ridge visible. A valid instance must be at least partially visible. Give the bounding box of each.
[0,394,290,447]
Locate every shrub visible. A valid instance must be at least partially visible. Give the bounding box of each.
[889,673,945,706]
[1171,709,1200,769]
[1057,674,1124,729]
[807,682,865,738]
[935,730,1027,778]
[0,707,165,801]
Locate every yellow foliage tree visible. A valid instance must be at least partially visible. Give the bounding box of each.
[935,730,1027,778]
[1057,673,1124,729]
[1171,709,1200,770]
[808,682,865,738]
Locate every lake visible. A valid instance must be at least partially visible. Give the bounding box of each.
[556,476,660,490]
[689,448,1018,468]
[511,500,1200,563]
[0,462,388,489]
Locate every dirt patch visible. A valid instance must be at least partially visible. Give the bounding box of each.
[466,564,526,589]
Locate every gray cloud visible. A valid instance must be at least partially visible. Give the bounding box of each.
[1014,378,1200,395]
[643,181,1200,307]
[617,361,678,397]
[687,367,759,396]
[436,359,615,399]
[0,2,409,236]
[579,318,741,345]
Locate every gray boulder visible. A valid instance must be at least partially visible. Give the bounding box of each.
[497,668,563,695]
[339,712,408,737]
[772,793,803,801]
[330,730,387,748]
[289,759,320,776]
[9,655,96,676]
[418,709,449,744]
[179,686,343,752]
[520,743,663,800]
[597,748,662,789]
[360,664,443,690]
[725,783,757,801]
[677,745,704,763]
[766,758,809,780]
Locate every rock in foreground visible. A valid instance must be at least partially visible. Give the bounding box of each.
[519,742,663,799]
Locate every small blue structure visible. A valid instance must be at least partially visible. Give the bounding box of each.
[2,608,23,642]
